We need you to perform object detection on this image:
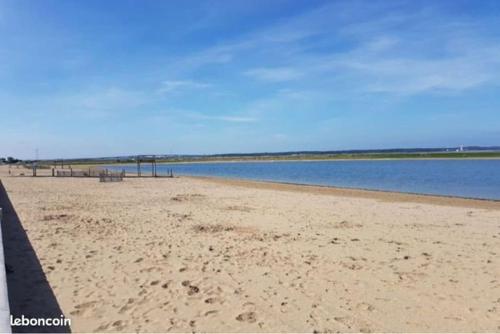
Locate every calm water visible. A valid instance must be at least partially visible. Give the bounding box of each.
[111,160,500,200]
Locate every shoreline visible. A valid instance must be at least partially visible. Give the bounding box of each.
[11,163,500,208]
[186,175,500,210]
[98,156,500,166]
[32,156,500,169]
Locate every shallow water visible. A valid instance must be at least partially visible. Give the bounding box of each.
[111,159,500,200]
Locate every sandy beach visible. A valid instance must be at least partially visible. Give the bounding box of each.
[0,166,499,332]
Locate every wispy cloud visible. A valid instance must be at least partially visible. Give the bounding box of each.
[189,113,258,123]
[157,80,211,94]
[236,4,500,95]
[323,38,500,95]
[244,67,302,82]
[0,86,151,123]
[54,87,150,120]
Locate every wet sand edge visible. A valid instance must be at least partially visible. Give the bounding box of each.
[186,175,500,210]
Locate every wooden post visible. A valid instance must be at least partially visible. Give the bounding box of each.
[151,155,156,177]
[70,167,73,177]
[52,168,55,177]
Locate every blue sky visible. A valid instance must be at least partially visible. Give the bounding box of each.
[1,0,500,159]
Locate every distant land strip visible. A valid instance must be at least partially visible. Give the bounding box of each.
[13,146,500,166]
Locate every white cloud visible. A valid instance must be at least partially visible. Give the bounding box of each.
[237,4,500,96]
[161,1,500,96]
[157,80,211,94]
[189,113,258,123]
[46,87,149,120]
[244,67,302,82]
[323,39,500,95]
[0,87,150,122]
[164,44,238,75]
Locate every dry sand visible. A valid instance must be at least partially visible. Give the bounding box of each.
[0,166,499,332]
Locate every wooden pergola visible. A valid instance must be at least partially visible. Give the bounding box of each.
[136,155,158,177]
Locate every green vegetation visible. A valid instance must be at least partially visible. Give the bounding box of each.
[167,151,500,162]
[41,150,500,167]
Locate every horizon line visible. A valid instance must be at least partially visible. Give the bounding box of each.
[6,145,500,162]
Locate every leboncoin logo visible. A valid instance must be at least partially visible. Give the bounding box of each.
[10,314,71,327]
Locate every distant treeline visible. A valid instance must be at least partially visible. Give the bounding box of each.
[208,146,500,157]
[0,157,21,164]
[22,146,500,166]
[157,151,500,162]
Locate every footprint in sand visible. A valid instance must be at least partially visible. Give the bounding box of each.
[356,302,375,312]
[236,311,257,323]
[112,320,126,331]
[188,285,200,295]
[70,300,98,317]
[333,316,354,329]
[204,310,219,317]
[181,280,200,295]
[119,298,136,314]
[204,297,219,304]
